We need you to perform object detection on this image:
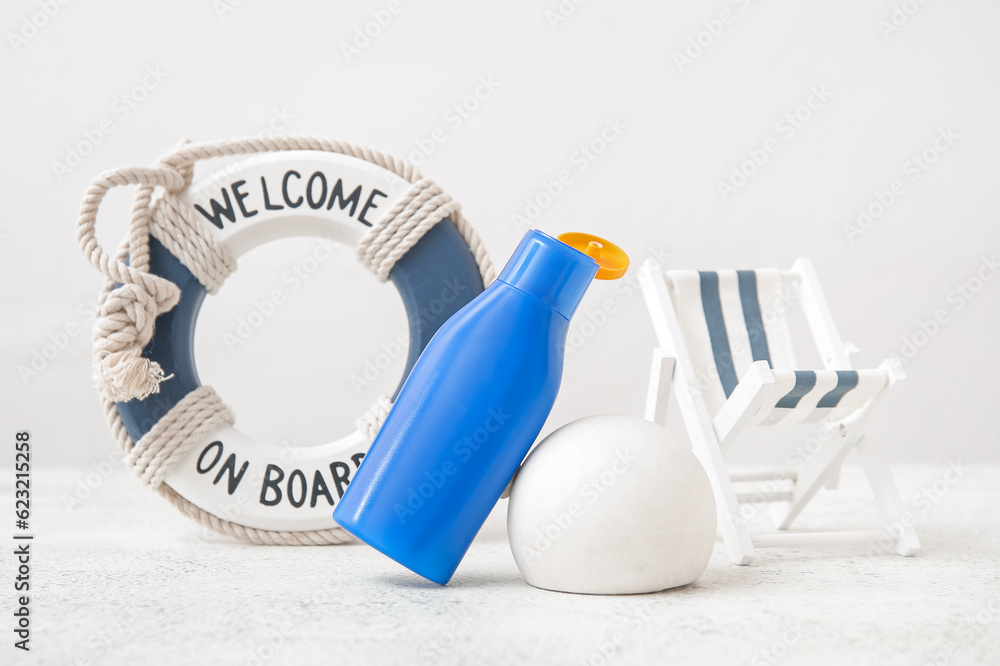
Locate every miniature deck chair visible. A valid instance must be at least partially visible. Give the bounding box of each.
[639,258,920,565]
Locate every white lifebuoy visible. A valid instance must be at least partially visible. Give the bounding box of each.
[77,139,492,542]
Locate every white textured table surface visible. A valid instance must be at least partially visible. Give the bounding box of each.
[2,463,998,666]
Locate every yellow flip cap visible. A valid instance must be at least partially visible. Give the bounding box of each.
[557,232,629,280]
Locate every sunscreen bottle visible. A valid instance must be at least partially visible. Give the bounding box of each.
[334,229,628,584]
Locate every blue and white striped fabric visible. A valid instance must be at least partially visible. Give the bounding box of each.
[752,368,886,425]
[668,269,885,425]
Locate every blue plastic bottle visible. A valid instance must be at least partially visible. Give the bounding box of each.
[333,229,628,584]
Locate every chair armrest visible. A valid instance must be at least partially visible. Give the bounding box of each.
[712,360,777,453]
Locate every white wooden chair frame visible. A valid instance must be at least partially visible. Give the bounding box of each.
[640,258,920,565]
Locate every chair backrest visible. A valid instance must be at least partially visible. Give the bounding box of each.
[666,268,802,417]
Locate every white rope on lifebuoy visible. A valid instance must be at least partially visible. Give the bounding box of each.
[76,136,496,546]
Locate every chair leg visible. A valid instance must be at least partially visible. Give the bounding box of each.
[687,440,756,565]
[719,503,757,566]
[773,431,859,531]
[855,436,920,556]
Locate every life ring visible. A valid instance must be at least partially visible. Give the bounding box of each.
[76,140,492,543]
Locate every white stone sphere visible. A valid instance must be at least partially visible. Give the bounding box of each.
[507,415,716,594]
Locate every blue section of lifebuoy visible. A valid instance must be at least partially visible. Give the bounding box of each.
[388,221,486,399]
[116,220,485,443]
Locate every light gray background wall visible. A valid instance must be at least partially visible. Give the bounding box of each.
[2,0,997,467]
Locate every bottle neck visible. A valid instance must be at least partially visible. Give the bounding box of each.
[496,230,598,320]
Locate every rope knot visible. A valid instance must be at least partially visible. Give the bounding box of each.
[156,138,196,190]
[107,281,158,334]
[95,348,172,403]
[93,279,180,402]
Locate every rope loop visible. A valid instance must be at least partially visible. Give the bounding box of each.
[127,386,235,490]
[357,178,463,282]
